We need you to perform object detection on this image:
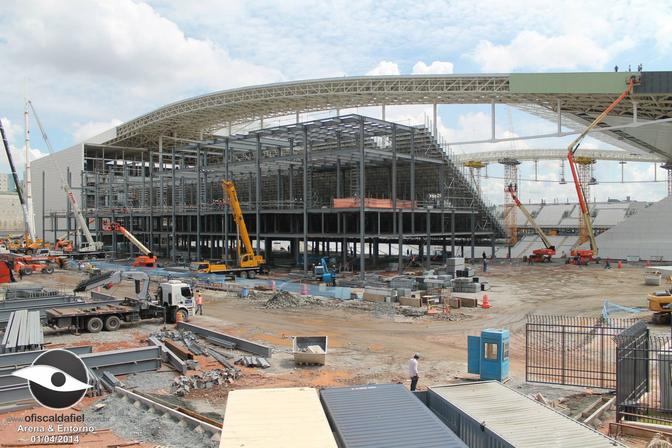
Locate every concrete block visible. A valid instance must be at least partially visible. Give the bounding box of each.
[458,297,479,307]
[363,292,387,302]
[399,296,422,307]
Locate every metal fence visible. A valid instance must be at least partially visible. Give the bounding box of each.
[615,321,672,425]
[526,315,638,389]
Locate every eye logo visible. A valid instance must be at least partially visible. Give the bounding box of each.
[12,349,90,409]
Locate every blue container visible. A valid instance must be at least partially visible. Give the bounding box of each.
[466,329,510,381]
[240,287,249,298]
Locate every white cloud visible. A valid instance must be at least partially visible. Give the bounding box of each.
[412,61,454,75]
[471,30,632,72]
[2,0,283,96]
[366,61,400,76]
[71,119,123,143]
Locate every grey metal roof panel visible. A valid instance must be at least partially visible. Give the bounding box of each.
[429,382,625,448]
[320,383,467,448]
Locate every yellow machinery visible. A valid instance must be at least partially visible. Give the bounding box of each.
[190,180,266,278]
[648,289,672,323]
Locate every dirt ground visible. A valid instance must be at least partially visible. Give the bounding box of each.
[1,260,662,447]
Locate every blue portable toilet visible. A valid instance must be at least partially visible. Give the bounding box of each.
[467,329,510,381]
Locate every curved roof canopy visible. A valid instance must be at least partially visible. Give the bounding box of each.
[104,72,672,161]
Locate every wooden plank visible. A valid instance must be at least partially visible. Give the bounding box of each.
[584,397,615,425]
[609,422,672,439]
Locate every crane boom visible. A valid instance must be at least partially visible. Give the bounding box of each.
[0,119,32,240]
[505,185,553,250]
[567,77,637,257]
[27,101,103,252]
[106,223,152,256]
[23,101,36,241]
[222,180,255,259]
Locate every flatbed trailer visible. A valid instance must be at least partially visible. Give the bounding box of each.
[45,299,166,333]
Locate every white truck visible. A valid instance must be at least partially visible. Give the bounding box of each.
[49,271,197,332]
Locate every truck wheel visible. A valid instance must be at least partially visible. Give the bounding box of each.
[248,270,256,279]
[104,315,121,331]
[21,268,33,276]
[241,271,249,279]
[43,266,55,274]
[175,308,189,323]
[86,317,103,333]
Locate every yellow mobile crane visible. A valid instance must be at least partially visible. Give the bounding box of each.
[190,180,266,278]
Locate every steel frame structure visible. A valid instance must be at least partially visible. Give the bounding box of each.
[103,74,672,162]
[453,149,664,164]
[47,115,503,274]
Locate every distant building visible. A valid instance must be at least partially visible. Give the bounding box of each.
[0,192,24,234]
[0,173,16,192]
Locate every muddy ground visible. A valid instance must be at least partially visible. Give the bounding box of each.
[1,260,663,447]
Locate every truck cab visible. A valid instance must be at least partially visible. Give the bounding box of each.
[156,280,196,323]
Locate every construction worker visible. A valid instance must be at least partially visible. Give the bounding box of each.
[408,353,420,391]
[195,290,204,315]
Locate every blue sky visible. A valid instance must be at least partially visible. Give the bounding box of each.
[0,0,670,204]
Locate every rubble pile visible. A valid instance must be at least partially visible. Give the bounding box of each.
[173,368,241,396]
[264,291,322,309]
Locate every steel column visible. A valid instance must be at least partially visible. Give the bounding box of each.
[303,127,309,273]
[171,144,177,263]
[359,118,365,280]
[196,145,201,261]
[256,134,261,252]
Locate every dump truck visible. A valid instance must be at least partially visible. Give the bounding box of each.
[45,271,196,332]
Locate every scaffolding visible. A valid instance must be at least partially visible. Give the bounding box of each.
[575,156,596,245]
[500,158,520,246]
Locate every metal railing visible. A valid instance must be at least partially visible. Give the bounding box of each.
[525,314,638,389]
[615,321,672,425]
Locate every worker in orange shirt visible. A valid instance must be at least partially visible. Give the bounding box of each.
[195,290,204,315]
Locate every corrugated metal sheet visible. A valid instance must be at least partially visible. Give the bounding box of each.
[219,387,337,448]
[428,382,626,448]
[320,384,467,448]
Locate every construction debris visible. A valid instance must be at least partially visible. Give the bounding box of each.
[173,368,240,396]
[234,356,271,368]
[264,290,322,309]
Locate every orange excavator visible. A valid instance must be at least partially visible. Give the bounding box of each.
[103,221,157,267]
[505,183,555,262]
[567,76,638,264]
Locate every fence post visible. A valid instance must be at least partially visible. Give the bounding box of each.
[561,325,566,385]
[525,323,529,383]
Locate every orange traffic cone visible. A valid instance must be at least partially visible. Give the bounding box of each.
[300,283,309,296]
[271,280,276,292]
[481,294,491,309]
[617,260,623,269]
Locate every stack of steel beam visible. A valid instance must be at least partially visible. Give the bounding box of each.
[1,310,43,353]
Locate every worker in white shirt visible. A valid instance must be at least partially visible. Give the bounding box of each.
[408,353,420,391]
